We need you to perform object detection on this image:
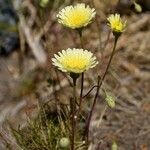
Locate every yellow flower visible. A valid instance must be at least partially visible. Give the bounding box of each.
[107,14,126,33]
[57,3,96,29]
[52,48,98,74]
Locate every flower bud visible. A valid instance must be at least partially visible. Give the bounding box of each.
[134,2,142,13]
[39,0,49,8]
[105,93,116,108]
[112,141,118,150]
[59,137,70,148]
[107,14,126,34]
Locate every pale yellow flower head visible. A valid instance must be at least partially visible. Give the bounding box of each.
[57,3,96,29]
[52,48,98,74]
[107,14,126,33]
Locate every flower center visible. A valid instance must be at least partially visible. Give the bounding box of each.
[68,9,89,27]
[62,55,89,71]
[111,21,123,31]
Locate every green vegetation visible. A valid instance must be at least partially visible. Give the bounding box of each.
[11,103,68,150]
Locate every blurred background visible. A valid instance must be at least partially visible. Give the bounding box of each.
[0,0,150,149]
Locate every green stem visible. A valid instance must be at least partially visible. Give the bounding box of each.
[71,85,76,150]
[70,0,74,4]
[70,75,78,150]
[76,73,84,118]
[100,36,118,82]
[76,30,84,118]
[85,35,119,142]
[79,30,84,100]
[78,29,84,49]
[80,72,84,99]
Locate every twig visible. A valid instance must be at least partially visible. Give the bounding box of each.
[19,16,47,64]
[22,0,38,27]
[13,0,47,65]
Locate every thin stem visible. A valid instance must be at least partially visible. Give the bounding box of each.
[83,85,98,98]
[85,76,100,142]
[79,31,84,100]
[76,73,84,117]
[85,36,119,141]
[70,0,74,4]
[80,73,84,99]
[70,79,77,150]
[83,29,117,98]
[76,30,84,118]
[100,37,118,83]
[79,29,84,49]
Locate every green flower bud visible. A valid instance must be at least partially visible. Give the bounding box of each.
[59,137,70,148]
[134,2,142,13]
[39,0,49,8]
[105,93,116,108]
[111,141,118,150]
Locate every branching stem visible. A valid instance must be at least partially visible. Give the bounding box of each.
[85,35,119,141]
